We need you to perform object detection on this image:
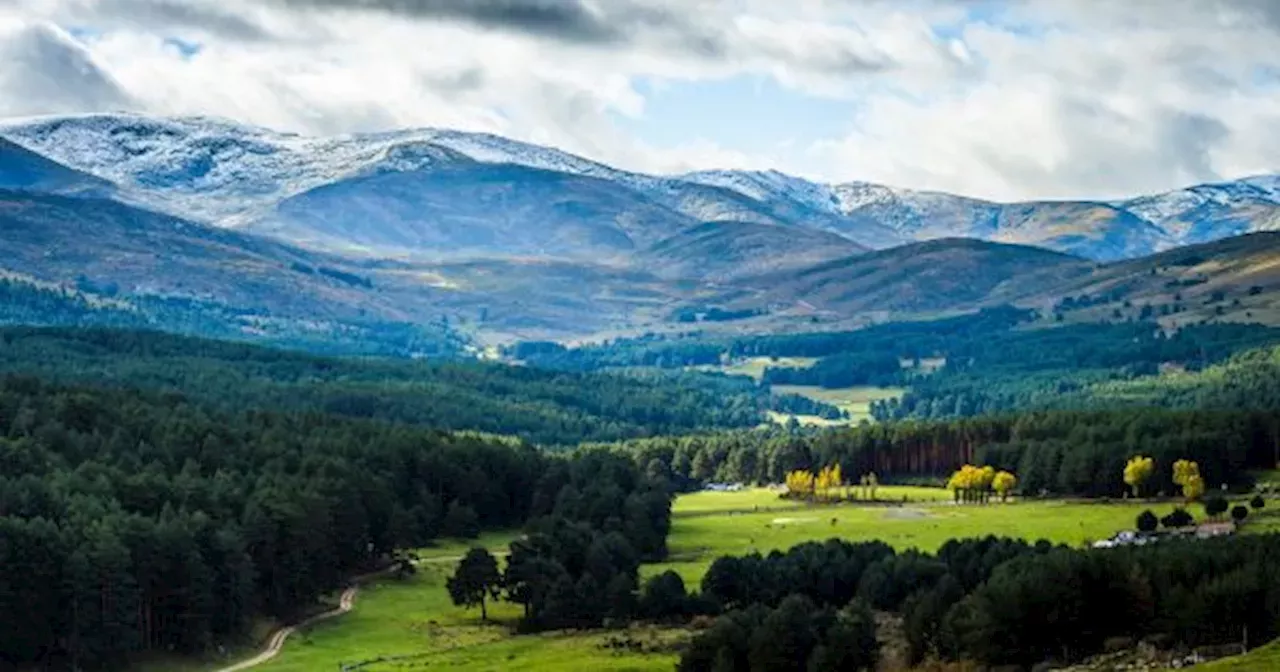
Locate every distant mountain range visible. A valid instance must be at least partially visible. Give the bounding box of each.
[0,112,1278,347]
[2,113,1277,263]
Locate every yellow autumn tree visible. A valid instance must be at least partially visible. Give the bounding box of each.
[947,464,986,503]
[786,470,815,500]
[814,464,843,502]
[867,472,879,501]
[992,471,1018,502]
[978,466,996,502]
[1124,456,1155,498]
[1182,474,1206,501]
[1172,459,1204,500]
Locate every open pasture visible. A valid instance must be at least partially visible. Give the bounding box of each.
[651,487,1160,582]
[771,384,905,424]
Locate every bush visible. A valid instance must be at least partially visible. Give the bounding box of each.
[1231,505,1249,523]
[1204,496,1229,519]
[1251,495,1266,510]
[1136,510,1159,533]
[1161,508,1195,529]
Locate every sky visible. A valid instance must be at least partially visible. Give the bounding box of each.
[0,0,1277,201]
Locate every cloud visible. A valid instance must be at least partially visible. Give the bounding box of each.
[0,20,136,117]
[272,0,628,44]
[0,0,1275,201]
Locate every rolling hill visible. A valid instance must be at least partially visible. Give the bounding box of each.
[1022,231,1280,327]
[0,189,466,354]
[720,238,1096,318]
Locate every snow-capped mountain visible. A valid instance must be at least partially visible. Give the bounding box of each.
[0,112,1277,263]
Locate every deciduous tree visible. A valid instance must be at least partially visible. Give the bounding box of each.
[447,548,503,621]
[1124,456,1155,498]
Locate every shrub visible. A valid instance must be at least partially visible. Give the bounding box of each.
[1231,505,1249,523]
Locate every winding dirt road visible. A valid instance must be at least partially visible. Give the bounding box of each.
[213,585,359,672]
[211,555,493,672]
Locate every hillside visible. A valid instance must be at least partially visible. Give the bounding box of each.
[721,238,1094,318]
[254,157,697,261]
[641,220,867,282]
[2,113,1278,263]
[0,138,113,196]
[1024,232,1280,327]
[0,189,465,354]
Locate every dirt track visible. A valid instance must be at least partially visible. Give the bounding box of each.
[213,585,359,672]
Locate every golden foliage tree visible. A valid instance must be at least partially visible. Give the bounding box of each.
[815,464,843,502]
[947,464,998,503]
[1123,456,1155,498]
[992,471,1018,502]
[786,470,815,499]
[1173,459,1205,501]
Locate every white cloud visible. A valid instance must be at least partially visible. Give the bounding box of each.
[0,0,1276,201]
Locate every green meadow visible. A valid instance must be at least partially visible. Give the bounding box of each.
[228,486,1199,672]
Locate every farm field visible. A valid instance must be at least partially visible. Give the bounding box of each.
[698,356,818,380]
[232,486,1181,672]
[689,356,905,425]
[771,384,906,424]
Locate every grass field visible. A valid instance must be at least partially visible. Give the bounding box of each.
[697,356,818,381]
[256,564,678,672]
[224,486,1181,672]
[771,384,906,424]
[649,488,1165,583]
[1199,640,1280,671]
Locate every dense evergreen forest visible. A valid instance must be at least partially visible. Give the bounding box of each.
[0,327,840,445]
[669,534,1280,670]
[0,373,671,669]
[0,277,464,358]
[608,408,1280,496]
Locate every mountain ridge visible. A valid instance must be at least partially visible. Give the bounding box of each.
[2,112,1278,263]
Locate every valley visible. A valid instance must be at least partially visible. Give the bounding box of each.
[3,113,1280,672]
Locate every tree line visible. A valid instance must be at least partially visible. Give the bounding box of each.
[607,408,1279,497]
[0,373,668,669]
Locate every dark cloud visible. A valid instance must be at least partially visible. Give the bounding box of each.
[96,0,276,41]
[271,0,738,57]
[275,0,627,44]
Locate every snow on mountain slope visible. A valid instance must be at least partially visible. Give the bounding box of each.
[1117,175,1280,245]
[681,169,840,214]
[0,112,1277,262]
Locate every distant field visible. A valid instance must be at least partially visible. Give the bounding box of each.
[672,484,951,518]
[691,356,817,381]
[772,384,906,424]
[690,357,905,426]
